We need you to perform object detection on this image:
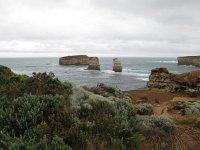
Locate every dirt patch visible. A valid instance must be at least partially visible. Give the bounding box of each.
[126,89,200,149]
[126,89,177,104]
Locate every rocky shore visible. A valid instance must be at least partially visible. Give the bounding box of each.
[146,67,200,95]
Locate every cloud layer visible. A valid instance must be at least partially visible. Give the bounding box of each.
[0,0,199,57]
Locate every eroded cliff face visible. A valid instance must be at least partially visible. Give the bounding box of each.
[59,55,90,65]
[113,58,122,72]
[87,57,100,70]
[146,68,200,93]
[177,56,200,66]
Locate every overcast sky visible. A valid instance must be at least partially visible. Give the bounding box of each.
[0,0,199,57]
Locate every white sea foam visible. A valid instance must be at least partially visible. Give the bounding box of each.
[152,61,177,63]
[77,67,87,71]
[101,70,115,74]
[136,77,149,81]
[102,69,149,77]
[131,73,149,77]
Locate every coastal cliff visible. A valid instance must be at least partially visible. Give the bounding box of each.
[146,68,200,93]
[59,55,90,65]
[177,56,200,66]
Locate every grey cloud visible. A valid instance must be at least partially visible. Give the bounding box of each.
[0,0,199,57]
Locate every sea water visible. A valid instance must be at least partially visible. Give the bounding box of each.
[0,57,199,90]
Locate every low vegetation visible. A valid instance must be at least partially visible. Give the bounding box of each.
[0,65,143,149]
[134,103,153,115]
[1,65,197,150]
[169,98,200,115]
[136,115,176,133]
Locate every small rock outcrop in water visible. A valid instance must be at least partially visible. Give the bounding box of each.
[147,68,200,93]
[87,57,100,70]
[113,58,122,72]
[59,55,90,65]
[177,56,200,67]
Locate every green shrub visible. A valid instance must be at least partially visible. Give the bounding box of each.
[75,98,142,150]
[37,135,72,150]
[69,84,90,108]
[183,101,200,115]
[1,70,73,100]
[104,85,116,94]
[136,115,176,133]
[0,132,72,150]
[24,72,73,96]
[0,94,66,137]
[134,103,153,115]
[169,99,200,115]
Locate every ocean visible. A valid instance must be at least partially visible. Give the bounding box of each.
[0,57,199,90]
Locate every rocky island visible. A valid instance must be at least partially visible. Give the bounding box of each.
[177,56,200,66]
[59,55,90,65]
[113,58,122,72]
[87,57,100,70]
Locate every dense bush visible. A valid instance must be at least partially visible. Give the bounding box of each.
[0,95,67,137]
[136,115,176,133]
[68,85,142,149]
[72,98,142,150]
[0,132,72,150]
[170,99,200,115]
[0,67,73,100]
[183,101,200,115]
[0,94,72,149]
[25,72,73,96]
[134,103,153,115]
[0,65,143,150]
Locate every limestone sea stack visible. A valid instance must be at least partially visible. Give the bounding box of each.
[113,58,122,72]
[59,55,90,65]
[177,56,200,67]
[87,57,100,70]
[146,68,200,93]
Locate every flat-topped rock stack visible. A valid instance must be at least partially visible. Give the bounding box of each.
[87,57,100,70]
[59,55,90,65]
[177,56,200,67]
[146,67,200,93]
[113,58,122,72]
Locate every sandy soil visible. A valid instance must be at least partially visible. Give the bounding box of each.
[127,89,177,104]
[127,89,200,150]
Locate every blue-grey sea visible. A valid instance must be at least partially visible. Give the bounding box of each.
[0,57,199,90]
